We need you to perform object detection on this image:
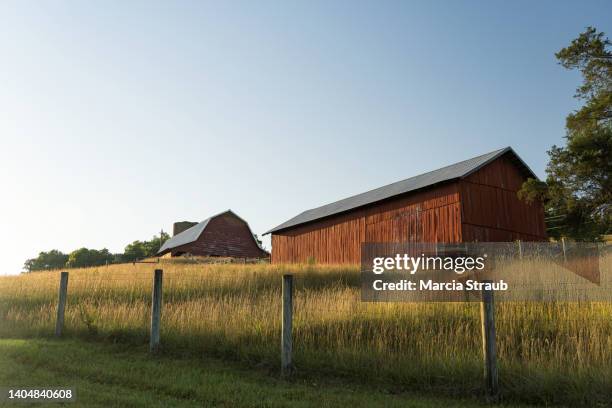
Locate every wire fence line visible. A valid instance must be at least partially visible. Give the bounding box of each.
[23,266,608,397]
[2,251,611,402]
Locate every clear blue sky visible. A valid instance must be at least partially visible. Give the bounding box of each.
[0,1,610,274]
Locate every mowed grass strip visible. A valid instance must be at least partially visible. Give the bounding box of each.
[0,338,527,408]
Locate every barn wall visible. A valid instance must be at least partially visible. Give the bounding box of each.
[271,210,365,264]
[172,213,268,258]
[271,183,462,264]
[364,183,462,243]
[460,155,546,241]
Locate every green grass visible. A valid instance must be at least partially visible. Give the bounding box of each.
[0,338,529,407]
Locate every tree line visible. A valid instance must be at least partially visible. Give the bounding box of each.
[23,232,170,272]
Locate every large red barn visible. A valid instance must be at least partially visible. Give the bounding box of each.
[265,147,546,264]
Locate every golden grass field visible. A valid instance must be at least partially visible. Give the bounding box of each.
[0,255,611,406]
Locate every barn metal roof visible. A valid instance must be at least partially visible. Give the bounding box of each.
[158,218,212,254]
[264,147,536,235]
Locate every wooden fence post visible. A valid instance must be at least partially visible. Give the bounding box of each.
[55,271,69,337]
[281,274,293,376]
[561,237,567,263]
[516,240,522,260]
[480,280,499,397]
[150,269,163,353]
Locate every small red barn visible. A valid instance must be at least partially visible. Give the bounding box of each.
[265,147,546,264]
[158,210,268,258]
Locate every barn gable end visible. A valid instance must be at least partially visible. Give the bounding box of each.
[460,154,546,241]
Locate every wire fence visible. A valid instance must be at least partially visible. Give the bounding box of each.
[1,246,611,400]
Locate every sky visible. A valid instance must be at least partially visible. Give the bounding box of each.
[0,1,610,275]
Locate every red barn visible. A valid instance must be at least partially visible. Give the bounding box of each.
[265,147,546,264]
[158,210,268,259]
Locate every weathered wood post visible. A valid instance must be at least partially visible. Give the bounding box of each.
[55,271,69,337]
[561,237,567,263]
[150,269,163,353]
[281,274,293,376]
[480,280,498,397]
[516,240,522,260]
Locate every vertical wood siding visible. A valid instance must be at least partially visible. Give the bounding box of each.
[460,155,546,241]
[271,210,366,264]
[271,183,462,264]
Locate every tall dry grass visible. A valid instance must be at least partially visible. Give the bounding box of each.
[0,259,611,406]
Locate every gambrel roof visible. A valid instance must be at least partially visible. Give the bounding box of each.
[158,210,262,255]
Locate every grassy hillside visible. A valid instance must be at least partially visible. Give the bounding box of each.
[1,260,611,406]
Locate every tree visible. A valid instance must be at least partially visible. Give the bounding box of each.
[122,232,170,261]
[23,250,69,272]
[143,232,170,257]
[519,27,612,240]
[253,234,264,249]
[122,241,147,262]
[66,248,114,268]
[23,230,171,271]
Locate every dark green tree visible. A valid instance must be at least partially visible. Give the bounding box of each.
[66,248,114,268]
[519,27,612,240]
[143,231,170,257]
[122,241,147,262]
[122,231,170,261]
[23,250,69,272]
